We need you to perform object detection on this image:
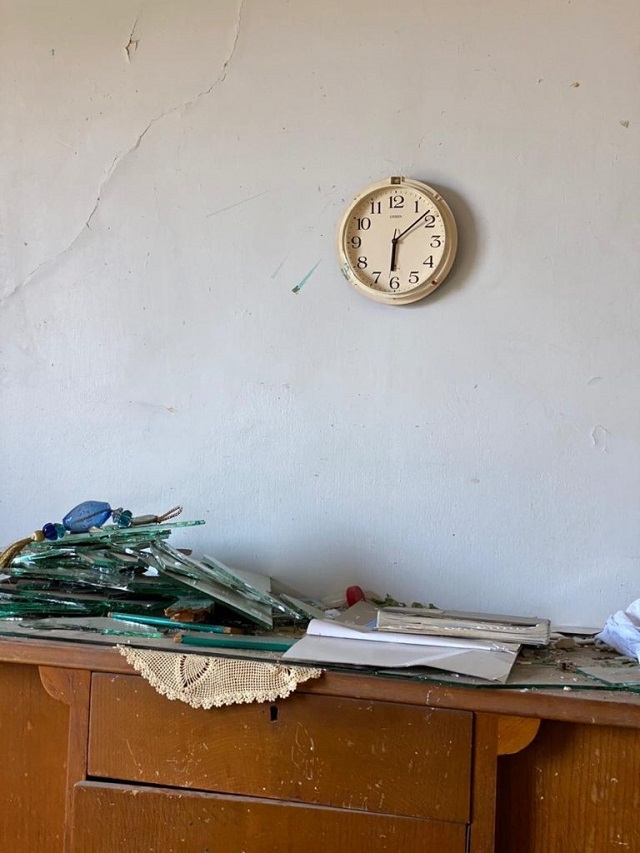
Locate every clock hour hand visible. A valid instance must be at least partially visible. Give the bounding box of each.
[394,209,431,242]
[390,229,399,271]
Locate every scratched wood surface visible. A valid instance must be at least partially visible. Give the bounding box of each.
[72,781,469,853]
[496,719,640,852]
[88,672,473,823]
[0,663,68,852]
[3,637,640,729]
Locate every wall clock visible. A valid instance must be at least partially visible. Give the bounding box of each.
[337,176,458,305]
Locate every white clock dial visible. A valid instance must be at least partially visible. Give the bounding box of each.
[337,177,458,305]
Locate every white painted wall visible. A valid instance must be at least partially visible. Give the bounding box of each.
[1,0,638,625]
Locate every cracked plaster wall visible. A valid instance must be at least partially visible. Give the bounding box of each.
[0,0,638,624]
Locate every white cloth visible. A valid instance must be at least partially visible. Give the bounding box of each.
[597,598,640,661]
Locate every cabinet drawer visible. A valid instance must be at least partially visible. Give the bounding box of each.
[72,781,468,853]
[88,673,472,822]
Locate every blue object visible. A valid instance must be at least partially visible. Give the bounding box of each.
[42,522,58,541]
[42,521,69,541]
[112,508,133,528]
[62,501,112,533]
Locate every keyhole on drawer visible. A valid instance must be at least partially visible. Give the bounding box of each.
[270,704,278,722]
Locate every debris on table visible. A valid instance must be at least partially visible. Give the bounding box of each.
[0,504,322,641]
[2,504,632,691]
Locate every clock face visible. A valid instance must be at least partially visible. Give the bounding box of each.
[337,177,457,305]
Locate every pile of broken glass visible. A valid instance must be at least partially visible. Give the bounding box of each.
[0,504,322,640]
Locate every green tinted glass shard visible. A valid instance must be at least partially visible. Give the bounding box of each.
[0,599,100,617]
[11,549,76,565]
[151,541,274,629]
[200,555,298,617]
[8,565,135,590]
[2,616,163,637]
[26,519,204,551]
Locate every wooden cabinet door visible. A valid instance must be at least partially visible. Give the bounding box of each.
[88,673,472,822]
[0,663,69,853]
[72,781,468,853]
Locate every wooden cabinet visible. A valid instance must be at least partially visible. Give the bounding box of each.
[2,638,640,852]
[88,673,473,822]
[82,673,473,851]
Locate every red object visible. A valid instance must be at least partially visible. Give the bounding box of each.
[346,585,366,607]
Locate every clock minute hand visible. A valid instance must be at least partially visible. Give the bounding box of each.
[394,210,430,242]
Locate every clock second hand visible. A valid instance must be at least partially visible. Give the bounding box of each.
[390,211,430,271]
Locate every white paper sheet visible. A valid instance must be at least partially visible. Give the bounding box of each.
[282,633,519,683]
[283,602,521,682]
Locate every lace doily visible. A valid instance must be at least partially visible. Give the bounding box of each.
[117,645,322,709]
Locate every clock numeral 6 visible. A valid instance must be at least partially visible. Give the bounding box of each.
[409,271,419,284]
[350,236,362,249]
[357,256,368,269]
[389,276,400,290]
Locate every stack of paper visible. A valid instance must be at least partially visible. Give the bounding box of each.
[376,606,550,646]
[282,602,521,683]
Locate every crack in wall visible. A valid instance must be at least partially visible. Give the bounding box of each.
[2,0,246,307]
[206,190,268,218]
[125,10,142,62]
[218,0,244,83]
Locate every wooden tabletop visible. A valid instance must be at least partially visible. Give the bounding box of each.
[2,634,640,728]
